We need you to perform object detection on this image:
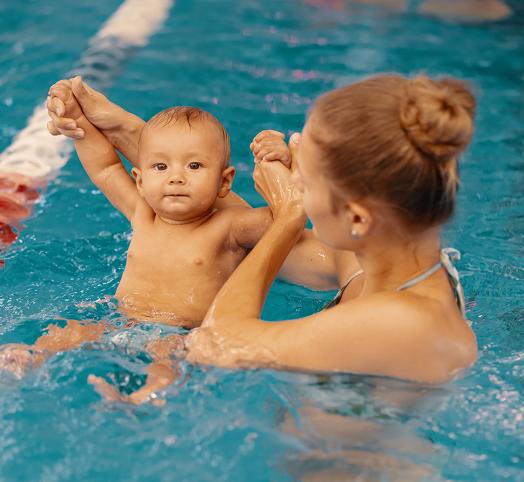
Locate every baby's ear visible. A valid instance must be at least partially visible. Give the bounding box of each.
[218,166,235,198]
[132,168,144,197]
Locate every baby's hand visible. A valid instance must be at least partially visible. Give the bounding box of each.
[250,130,291,168]
[47,77,85,133]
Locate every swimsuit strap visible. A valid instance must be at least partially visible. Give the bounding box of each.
[324,248,466,317]
[396,261,442,291]
[440,247,467,318]
[396,248,466,317]
[324,269,364,310]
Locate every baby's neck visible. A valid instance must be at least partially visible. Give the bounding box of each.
[157,208,216,227]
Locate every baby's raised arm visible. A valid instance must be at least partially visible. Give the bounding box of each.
[49,78,140,221]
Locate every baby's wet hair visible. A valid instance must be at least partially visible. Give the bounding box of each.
[141,106,231,165]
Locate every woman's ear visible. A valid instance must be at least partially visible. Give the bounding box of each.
[347,201,372,240]
[218,166,236,198]
[132,167,144,197]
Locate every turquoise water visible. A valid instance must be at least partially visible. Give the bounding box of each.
[1,0,523,480]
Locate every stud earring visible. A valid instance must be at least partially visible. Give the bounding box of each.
[351,229,361,240]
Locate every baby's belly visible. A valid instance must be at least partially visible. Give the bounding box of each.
[115,277,223,329]
[116,245,246,328]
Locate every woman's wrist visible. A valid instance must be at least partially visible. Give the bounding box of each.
[275,202,306,224]
[273,208,307,237]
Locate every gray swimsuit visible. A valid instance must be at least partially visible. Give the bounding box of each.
[324,248,466,317]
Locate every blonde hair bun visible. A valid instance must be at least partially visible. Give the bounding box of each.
[400,75,476,164]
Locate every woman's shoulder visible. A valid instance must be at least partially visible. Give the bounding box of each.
[341,288,470,343]
[318,290,476,381]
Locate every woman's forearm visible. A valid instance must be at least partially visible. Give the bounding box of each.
[101,108,145,167]
[206,212,305,324]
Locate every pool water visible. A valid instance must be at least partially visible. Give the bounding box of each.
[1,0,523,480]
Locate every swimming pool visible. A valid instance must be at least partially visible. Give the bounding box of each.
[1,0,523,480]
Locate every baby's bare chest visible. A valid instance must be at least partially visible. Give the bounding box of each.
[126,223,244,280]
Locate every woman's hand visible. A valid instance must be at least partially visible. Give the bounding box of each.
[253,134,304,222]
[47,76,122,139]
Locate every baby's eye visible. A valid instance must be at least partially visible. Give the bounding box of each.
[188,162,202,170]
[153,163,168,171]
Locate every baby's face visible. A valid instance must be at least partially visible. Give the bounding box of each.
[135,122,231,222]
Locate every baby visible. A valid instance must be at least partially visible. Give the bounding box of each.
[0,77,272,403]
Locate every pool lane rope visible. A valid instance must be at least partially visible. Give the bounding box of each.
[0,0,173,178]
[0,0,174,259]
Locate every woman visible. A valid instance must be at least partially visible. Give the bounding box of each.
[48,73,477,383]
[186,73,478,382]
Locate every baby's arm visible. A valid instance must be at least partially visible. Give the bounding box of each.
[230,206,273,249]
[214,191,251,209]
[50,78,140,221]
[74,116,139,220]
[227,130,300,248]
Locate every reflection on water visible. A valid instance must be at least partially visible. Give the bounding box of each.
[307,0,512,23]
[282,375,446,481]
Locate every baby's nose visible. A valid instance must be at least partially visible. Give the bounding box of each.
[169,173,186,184]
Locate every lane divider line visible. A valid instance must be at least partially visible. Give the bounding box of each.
[0,0,174,261]
[0,0,174,178]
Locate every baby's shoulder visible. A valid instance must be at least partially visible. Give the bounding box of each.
[209,205,263,231]
[208,205,252,223]
[202,207,253,248]
[201,207,239,233]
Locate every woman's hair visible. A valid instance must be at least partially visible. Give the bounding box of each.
[309,74,476,228]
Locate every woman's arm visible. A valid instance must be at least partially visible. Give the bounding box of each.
[186,166,441,381]
[189,284,442,382]
[205,160,307,321]
[186,162,449,383]
[48,78,144,166]
[186,208,306,367]
[250,129,359,290]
